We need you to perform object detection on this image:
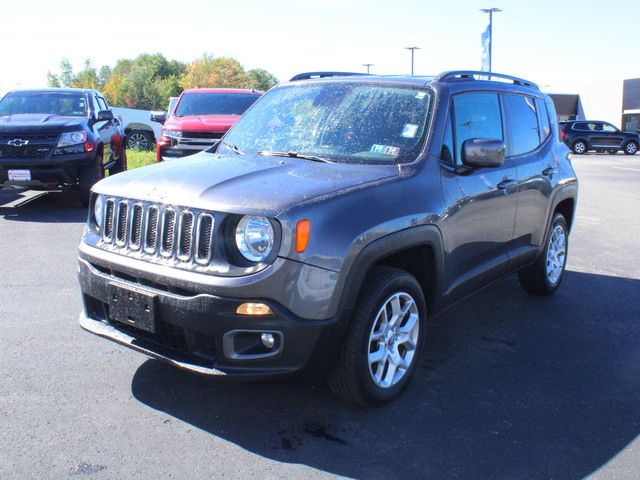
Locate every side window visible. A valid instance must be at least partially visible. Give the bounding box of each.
[452,93,502,164]
[441,113,454,164]
[96,96,108,112]
[535,98,551,142]
[91,95,101,117]
[602,123,617,133]
[504,94,540,156]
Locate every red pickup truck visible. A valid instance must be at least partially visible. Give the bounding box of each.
[155,88,262,162]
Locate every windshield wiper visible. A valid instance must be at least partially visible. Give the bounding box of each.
[258,150,334,163]
[219,140,244,155]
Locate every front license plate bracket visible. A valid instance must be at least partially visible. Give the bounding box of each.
[108,282,157,333]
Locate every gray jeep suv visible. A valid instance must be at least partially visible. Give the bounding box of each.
[78,71,578,406]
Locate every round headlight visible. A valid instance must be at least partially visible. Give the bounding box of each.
[235,216,275,262]
[93,194,104,228]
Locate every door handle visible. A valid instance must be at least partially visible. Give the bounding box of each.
[497,178,517,190]
[542,166,557,176]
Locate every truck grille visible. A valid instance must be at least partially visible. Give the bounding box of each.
[100,198,215,266]
[180,131,224,140]
[0,133,59,159]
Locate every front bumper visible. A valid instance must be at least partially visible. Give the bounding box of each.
[0,151,95,189]
[78,255,344,377]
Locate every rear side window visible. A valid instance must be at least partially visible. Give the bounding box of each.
[503,94,540,156]
[452,93,503,164]
[535,98,551,142]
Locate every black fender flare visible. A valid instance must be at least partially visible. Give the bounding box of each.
[548,182,578,232]
[328,225,445,323]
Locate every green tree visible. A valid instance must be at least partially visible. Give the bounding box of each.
[72,59,100,89]
[180,53,217,89]
[47,58,74,88]
[180,54,278,90]
[98,65,112,89]
[102,53,185,109]
[246,68,279,91]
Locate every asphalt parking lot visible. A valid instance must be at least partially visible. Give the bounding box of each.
[1,154,639,479]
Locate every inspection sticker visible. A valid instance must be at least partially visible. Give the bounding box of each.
[8,169,31,181]
[370,144,400,156]
[401,124,419,138]
[415,91,427,99]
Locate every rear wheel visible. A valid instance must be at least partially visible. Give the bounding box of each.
[327,266,426,406]
[623,141,638,155]
[572,140,587,154]
[518,213,568,296]
[127,130,154,150]
[77,153,104,207]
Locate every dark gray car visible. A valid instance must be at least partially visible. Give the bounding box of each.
[77,71,578,406]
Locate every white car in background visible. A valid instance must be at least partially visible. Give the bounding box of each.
[112,107,164,150]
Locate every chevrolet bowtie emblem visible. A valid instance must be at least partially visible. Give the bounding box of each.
[7,138,29,147]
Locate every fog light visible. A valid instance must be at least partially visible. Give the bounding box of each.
[236,303,273,316]
[261,333,275,349]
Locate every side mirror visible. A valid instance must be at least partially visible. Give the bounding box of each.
[150,111,167,125]
[97,110,114,121]
[462,138,505,168]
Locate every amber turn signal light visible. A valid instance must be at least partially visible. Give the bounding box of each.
[236,303,273,316]
[295,219,310,253]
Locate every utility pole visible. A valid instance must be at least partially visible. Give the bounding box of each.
[362,63,374,74]
[405,47,420,76]
[480,8,502,73]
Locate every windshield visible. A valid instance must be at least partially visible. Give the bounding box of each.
[174,92,261,116]
[0,92,88,117]
[220,82,432,164]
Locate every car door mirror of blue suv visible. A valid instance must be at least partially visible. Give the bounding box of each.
[462,138,506,168]
[97,110,114,122]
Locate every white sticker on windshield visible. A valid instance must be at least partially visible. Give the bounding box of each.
[415,91,427,99]
[370,144,400,157]
[401,124,419,138]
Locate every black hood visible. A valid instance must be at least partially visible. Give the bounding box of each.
[0,114,88,134]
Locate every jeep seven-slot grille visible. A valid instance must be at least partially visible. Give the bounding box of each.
[101,199,215,265]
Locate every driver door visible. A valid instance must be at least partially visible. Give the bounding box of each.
[440,92,517,300]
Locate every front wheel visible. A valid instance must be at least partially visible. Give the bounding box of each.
[109,146,127,175]
[327,266,426,406]
[572,140,587,154]
[518,213,569,296]
[77,153,104,207]
[623,141,638,155]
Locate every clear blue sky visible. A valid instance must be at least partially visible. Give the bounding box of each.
[2,0,639,95]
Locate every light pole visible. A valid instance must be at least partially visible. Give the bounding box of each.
[362,63,374,74]
[479,8,502,73]
[405,47,420,76]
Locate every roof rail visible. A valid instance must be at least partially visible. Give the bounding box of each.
[289,71,368,82]
[435,70,539,90]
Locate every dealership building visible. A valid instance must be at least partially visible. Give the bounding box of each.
[547,78,640,132]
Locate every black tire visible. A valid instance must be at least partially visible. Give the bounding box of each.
[77,153,104,207]
[109,146,128,175]
[327,266,426,406]
[127,130,154,150]
[572,140,587,155]
[623,141,638,155]
[518,213,569,296]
